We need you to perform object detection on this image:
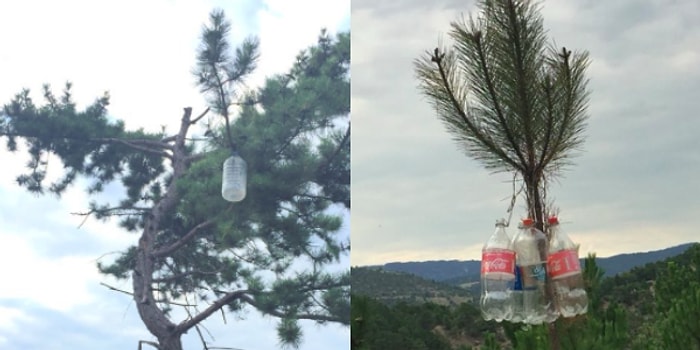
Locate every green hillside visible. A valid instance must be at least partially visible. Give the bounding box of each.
[351,267,472,306]
[351,243,700,350]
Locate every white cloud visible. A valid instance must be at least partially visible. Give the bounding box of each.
[0,234,99,312]
[0,306,32,333]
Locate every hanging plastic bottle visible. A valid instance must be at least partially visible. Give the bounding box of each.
[511,223,525,323]
[547,216,588,317]
[222,152,247,202]
[480,219,516,322]
[512,218,551,324]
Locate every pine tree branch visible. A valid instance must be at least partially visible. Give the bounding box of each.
[72,205,148,228]
[316,122,350,174]
[0,131,173,159]
[471,34,528,169]
[504,0,537,166]
[430,49,523,172]
[152,219,216,258]
[153,267,224,284]
[238,294,343,323]
[540,48,589,169]
[273,108,311,159]
[537,76,556,171]
[175,289,251,334]
[92,137,173,159]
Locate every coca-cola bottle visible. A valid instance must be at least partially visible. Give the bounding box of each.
[547,216,588,317]
[480,219,516,322]
[512,218,551,324]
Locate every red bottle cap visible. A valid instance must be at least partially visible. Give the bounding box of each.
[548,216,559,225]
[522,218,534,226]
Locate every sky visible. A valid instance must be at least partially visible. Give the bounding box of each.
[0,1,349,349]
[352,0,700,266]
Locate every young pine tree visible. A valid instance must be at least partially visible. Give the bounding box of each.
[414,1,591,348]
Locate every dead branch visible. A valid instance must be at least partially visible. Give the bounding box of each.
[138,340,161,350]
[175,289,251,334]
[100,282,197,307]
[151,219,216,258]
[71,205,148,228]
[190,107,211,125]
[93,137,174,159]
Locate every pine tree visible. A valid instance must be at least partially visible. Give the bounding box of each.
[653,249,700,349]
[1,9,349,350]
[414,1,591,348]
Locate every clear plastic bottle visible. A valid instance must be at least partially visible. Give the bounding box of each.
[222,153,247,202]
[547,216,588,317]
[511,230,525,323]
[512,218,551,324]
[480,219,516,322]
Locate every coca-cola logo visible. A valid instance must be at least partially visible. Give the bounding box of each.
[485,258,508,271]
[550,259,562,273]
[547,249,582,278]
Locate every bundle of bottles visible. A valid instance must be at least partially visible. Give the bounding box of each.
[480,216,588,324]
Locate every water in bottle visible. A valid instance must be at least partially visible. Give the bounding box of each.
[547,216,588,317]
[480,219,516,322]
[512,218,551,324]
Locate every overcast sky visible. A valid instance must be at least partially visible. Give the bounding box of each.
[0,1,349,349]
[352,0,700,266]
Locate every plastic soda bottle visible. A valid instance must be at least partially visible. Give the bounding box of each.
[512,218,551,324]
[480,219,516,322]
[547,216,588,317]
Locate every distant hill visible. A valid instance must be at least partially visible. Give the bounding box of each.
[351,266,472,306]
[376,243,697,286]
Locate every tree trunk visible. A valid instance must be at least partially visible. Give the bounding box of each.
[524,174,560,350]
[132,108,192,350]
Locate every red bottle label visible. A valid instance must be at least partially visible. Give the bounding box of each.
[481,250,516,276]
[547,249,581,278]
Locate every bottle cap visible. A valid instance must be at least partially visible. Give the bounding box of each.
[548,216,559,225]
[522,218,533,226]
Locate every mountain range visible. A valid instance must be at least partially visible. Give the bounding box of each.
[365,242,696,285]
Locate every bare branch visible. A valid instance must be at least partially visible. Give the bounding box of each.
[191,107,211,125]
[152,219,216,258]
[175,289,251,334]
[100,282,196,307]
[93,137,174,159]
[184,294,211,350]
[101,282,135,297]
[138,340,160,350]
[71,205,148,228]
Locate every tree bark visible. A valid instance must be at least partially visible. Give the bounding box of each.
[132,108,193,350]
